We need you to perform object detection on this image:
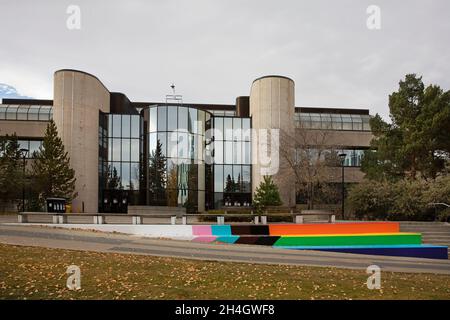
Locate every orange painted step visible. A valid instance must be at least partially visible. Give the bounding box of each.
[269,222,399,236]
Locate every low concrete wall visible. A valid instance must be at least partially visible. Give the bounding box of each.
[128,206,186,215]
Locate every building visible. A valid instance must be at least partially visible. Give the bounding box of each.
[0,70,372,213]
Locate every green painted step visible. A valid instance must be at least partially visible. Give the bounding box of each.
[273,233,422,247]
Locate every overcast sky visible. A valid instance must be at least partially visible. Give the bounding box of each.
[1,0,449,120]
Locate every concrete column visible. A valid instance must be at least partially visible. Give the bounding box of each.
[53,70,110,213]
[250,76,296,207]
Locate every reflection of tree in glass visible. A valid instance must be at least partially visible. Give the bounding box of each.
[225,174,235,192]
[106,165,122,190]
[148,139,166,204]
[166,166,178,207]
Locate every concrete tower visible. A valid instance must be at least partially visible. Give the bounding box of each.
[250,75,296,207]
[53,70,110,213]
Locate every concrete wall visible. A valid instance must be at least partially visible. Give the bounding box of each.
[250,76,296,207]
[0,120,48,137]
[53,70,110,213]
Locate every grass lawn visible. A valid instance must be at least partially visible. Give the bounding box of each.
[0,243,449,300]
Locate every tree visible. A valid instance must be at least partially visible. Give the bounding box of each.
[148,139,166,204]
[31,120,77,208]
[253,176,282,213]
[0,134,24,210]
[362,74,450,180]
[279,127,340,209]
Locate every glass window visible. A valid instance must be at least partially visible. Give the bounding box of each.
[29,140,41,155]
[149,133,157,156]
[122,115,131,138]
[157,132,167,156]
[121,163,130,190]
[130,162,140,191]
[130,115,140,138]
[6,106,18,120]
[112,138,121,161]
[17,105,29,120]
[149,107,157,132]
[0,105,7,119]
[178,107,188,130]
[39,106,52,121]
[242,165,251,192]
[130,139,139,162]
[177,132,188,159]
[108,137,113,161]
[331,114,342,130]
[112,115,121,137]
[197,110,205,135]
[233,165,241,192]
[243,142,251,164]
[342,115,352,130]
[188,108,197,134]
[28,106,40,120]
[157,106,167,131]
[242,118,251,141]
[121,139,130,162]
[214,140,223,164]
[351,115,362,130]
[321,114,332,130]
[362,115,371,131]
[224,141,233,164]
[300,114,311,128]
[224,165,233,192]
[167,106,178,131]
[310,113,322,129]
[214,118,224,140]
[224,118,233,140]
[233,118,242,141]
[167,131,178,158]
[233,141,242,164]
[18,140,29,151]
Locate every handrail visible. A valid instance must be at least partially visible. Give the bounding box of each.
[428,202,450,208]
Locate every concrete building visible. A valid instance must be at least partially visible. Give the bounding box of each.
[0,70,373,213]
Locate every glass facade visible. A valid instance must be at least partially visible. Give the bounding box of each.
[210,116,252,208]
[0,105,53,121]
[142,105,209,212]
[295,112,371,131]
[17,139,43,158]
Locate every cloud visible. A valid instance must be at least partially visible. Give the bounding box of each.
[0,0,449,121]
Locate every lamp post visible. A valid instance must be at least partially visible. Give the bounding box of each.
[338,153,347,220]
[19,148,29,212]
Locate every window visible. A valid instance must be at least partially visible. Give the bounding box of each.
[149,107,157,132]
[167,106,178,131]
[121,115,131,138]
[157,106,167,131]
[112,115,121,137]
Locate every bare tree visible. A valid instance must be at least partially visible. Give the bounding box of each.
[279,124,341,209]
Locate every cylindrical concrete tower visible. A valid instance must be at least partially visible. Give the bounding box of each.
[250,75,296,207]
[53,70,110,213]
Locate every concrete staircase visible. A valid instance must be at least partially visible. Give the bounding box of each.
[400,222,450,256]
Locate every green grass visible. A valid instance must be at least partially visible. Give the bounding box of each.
[0,243,449,300]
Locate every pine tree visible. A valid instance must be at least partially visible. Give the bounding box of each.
[0,134,24,208]
[106,165,122,190]
[253,176,282,213]
[31,120,77,208]
[148,139,166,204]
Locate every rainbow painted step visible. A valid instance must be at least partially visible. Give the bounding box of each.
[190,222,448,260]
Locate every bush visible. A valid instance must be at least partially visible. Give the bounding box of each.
[347,176,449,221]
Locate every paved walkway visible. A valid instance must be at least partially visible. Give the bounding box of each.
[1,223,450,275]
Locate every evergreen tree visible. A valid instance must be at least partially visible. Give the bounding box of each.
[224,174,235,192]
[31,120,77,207]
[0,134,24,208]
[362,74,450,180]
[253,176,282,213]
[148,139,166,203]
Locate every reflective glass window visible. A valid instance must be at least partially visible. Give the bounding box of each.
[149,133,157,156]
[28,106,40,120]
[130,162,139,190]
[157,106,167,131]
[112,138,121,161]
[17,106,29,120]
[224,141,233,164]
[214,118,223,140]
[242,118,251,141]
[122,115,131,138]
[351,115,363,130]
[214,140,223,164]
[223,165,233,192]
[29,140,41,155]
[243,142,251,164]
[6,106,18,120]
[188,108,197,133]
[233,141,242,164]
[157,132,167,156]
[331,114,342,130]
[39,106,52,121]
[242,166,251,192]
[233,165,241,192]
[178,107,188,130]
[130,115,140,138]
[233,118,241,141]
[149,107,157,132]
[112,115,121,137]
[177,132,188,159]
[121,139,130,162]
[342,115,353,130]
[224,118,233,140]
[121,163,130,189]
[0,105,7,119]
[167,106,178,131]
[130,139,139,162]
